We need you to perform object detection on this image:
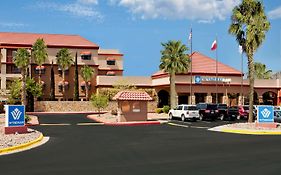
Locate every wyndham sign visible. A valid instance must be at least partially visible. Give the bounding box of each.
[257,106,274,123]
[5,105,25,127]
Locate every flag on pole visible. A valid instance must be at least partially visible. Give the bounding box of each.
[211,40,217,51]
[239,45,243,54]
[188,29,192,41]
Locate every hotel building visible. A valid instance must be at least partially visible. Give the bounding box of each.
[0,32,280,106]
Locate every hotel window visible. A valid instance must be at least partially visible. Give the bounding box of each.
[35,66,46,74]
[80,81,91,91]
[12,65,21,74]
[106,58,116,65]
[58,67,69,75]
[81,51,92,60]
[58,81,69,92]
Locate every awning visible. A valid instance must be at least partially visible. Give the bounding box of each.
[81,51,91,55]
[35,65,45,70]
[58,81,69,86]
[106,71,116,76]
[106,57,116,61]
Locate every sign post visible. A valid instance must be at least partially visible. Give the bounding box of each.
[256,105,276,128]
[5,105,27,134]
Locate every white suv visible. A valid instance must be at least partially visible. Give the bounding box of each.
[168,104,199,121]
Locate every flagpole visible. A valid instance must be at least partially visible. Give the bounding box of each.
[189,28,193,104]
[240,48,244,105]
[216,36,218,104]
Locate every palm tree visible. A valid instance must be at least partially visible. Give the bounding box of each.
[56,48,73,100]
[228,0,270,122]
[14,48,31,105]
[32,38,48,83]
[254,62,272,79]
[81,65,94,100]
[73,52,79,101]
[159,40,190,109]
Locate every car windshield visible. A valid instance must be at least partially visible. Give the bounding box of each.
[187,106,197,110]
[276,111,281,117]
[207,104,218,109]
[218,104,227,109]
[243,106,249,110]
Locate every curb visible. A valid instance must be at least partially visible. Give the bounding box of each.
[27,111,106,115]
[220,129,281,135]
[87,115,164,126]
[0,133,44,154]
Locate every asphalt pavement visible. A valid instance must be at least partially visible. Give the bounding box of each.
[0,114,281,175]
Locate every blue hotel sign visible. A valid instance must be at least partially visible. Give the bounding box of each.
[5,105,25,127]
[257,106,274,123]
[194,76,231,84]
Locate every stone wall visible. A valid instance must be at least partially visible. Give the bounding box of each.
[34,100,158,112]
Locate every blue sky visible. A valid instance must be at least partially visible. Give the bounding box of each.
[0,0,281,76]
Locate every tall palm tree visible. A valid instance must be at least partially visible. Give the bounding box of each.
[229,0,270,122]
[14,48,31,105]
[56,48,73,100]
[159,40,190,109]
[254,62,272,79]
[81,65,94,100]
[32,38,48,83]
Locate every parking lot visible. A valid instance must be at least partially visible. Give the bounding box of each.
[0,114,281,175]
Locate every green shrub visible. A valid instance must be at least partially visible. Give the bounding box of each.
[163,105,170,114]
[155,108,163,114]
[25,115,31,123]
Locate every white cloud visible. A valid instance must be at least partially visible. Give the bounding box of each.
[268,6,281,19]
[0,22,26,28]
[109,0,241,21]
[78,0,98,5]
[35,1,103,21]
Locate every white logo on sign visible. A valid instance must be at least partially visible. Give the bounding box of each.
[11,108,22,120]
[261,108,271,118]
[195,77,201,83]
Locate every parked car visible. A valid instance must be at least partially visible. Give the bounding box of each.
[274,109,281,123]
[168,104,199,121]
[217,103,228,120]
[226,106,239,121]
[196,103,219,121]
[237,105,249,120]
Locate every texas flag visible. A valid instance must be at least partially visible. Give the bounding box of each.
[211,40,217,51]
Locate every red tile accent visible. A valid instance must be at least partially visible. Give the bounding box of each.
[113,91,152,101]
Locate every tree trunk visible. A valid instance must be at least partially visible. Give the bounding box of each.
[38,68,41,85]
[50,62,55,101]
[170,71,177,109]
[62,71,65,101]
[85,82,89,101]
[74,52,79,101]
[247,51,254,123]
[21,70,27,106]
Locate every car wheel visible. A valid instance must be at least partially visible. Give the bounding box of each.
[220,114,224,121]
[181,114,185,122]
[199,114,204,121]
[169,113,173,120]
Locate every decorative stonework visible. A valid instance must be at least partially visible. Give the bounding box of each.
[34,101,158,112]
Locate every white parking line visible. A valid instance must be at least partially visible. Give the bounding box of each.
[167,123,190,128]
[201,121,212,124]
[40,123,71,126]
[190,126,210,129]
[77,123,104,126]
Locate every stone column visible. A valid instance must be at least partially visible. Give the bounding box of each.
[206,94,212,103]
[222,95,228,105]
[238,96,244,105]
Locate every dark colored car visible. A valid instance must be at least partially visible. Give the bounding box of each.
[217,103,228,120]
[196,103,219,121]
[226,106,239,121]
[274,110,281,123]
[237,105,249,119]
